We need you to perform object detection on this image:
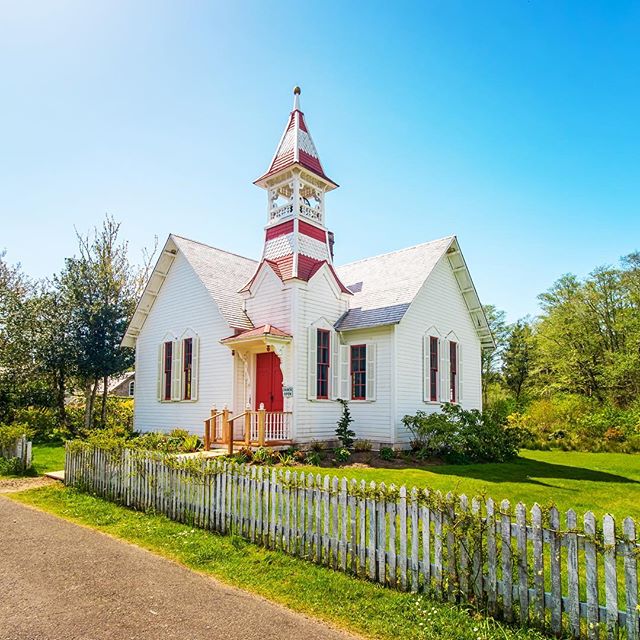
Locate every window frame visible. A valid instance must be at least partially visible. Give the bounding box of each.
[183,337,193,400]
[163,341,173,401]
[316,329,330,400]
[429,336,439,402]
[350,344,367,401]
[128,380,135,397]
[449,340,458,403]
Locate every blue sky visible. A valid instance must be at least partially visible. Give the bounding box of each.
[1,1,639,321]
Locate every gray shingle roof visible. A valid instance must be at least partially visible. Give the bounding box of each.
[171,235,257,330]
[334,236,454,331]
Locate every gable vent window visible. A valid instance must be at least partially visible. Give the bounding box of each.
[316,329,330,399]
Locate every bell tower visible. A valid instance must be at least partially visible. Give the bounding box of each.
[253,87,339,282]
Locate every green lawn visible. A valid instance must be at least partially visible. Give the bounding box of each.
[9,484,546,640]
[299,449,640,521]
[0,442,65,477]
[32,443,66,474]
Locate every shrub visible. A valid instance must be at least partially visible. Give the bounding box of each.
[84,427,202,454]
[333,446,351,464]
[379,446,395,461]
[304,451,322,466]
[503,393,640,452]
[234,447,253,464]
[0,457,25,475]
[277,451,295,466]
[335,399,355,449]
[252,447,275,465]
[68,397,135,436]
[12,408,62,443]
[402,404,521,464]
[353,439,372,452]
[0,422,33,449]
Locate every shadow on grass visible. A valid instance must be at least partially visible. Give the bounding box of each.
[427,457,639,488]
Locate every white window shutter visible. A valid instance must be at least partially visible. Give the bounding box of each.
[330,331,340,400]
[366,343,376,401]
[422,335,430,402]
[457,342,463,404]
[340,345,349,400]
[157,343,164,401]
[171,339,182,401]
[191,336,200,401]
[441,338,450,403]
[307,326,317,400]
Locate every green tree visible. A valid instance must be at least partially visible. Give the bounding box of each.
[58,216,138,429]
[481,304,508,406]
[502,318,535,401]
[0,253,50,420]
[535,261,640,406]
[335,399,356,448]
[31,287,76,431]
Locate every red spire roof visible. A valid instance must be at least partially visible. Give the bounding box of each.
[255,87,337,187]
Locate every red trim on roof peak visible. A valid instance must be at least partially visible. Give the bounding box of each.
[256,95,335,187]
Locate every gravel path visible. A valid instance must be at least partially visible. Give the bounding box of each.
[0,497,356,640]
[0,476,56,494]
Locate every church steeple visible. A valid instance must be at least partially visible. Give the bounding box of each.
[255,86,337,192]
[246,87,348,289]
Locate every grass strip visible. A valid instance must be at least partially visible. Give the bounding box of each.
[9,484,548,640]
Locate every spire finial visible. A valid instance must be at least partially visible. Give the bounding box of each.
[293,85,301,110]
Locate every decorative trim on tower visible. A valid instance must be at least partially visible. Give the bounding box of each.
[254,87,338,189]
[240,87,350,296]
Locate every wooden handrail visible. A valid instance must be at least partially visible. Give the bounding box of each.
[204,405,292,453]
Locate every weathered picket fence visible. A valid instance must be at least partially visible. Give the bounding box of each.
[0,434,32,471]
[65,444,640,639]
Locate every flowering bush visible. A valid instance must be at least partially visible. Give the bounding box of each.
[402,403,522,464]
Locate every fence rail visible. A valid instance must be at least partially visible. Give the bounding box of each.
[65,444,640,640]
[1,435,32,471]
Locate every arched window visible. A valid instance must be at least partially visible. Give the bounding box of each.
[423,327,441,403]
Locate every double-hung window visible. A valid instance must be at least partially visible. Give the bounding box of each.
[449,340,458,403]
[183,337,193,400]
[429,336,439,401]
[350,345,367,400]
[163,341,173,401]
[316,329,330,399]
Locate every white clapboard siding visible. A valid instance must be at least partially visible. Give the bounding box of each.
[134,251,235,433]
[394,256,483,443]
[68,443,640,640]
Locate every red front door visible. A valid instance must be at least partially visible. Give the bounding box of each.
[255,351,283,411]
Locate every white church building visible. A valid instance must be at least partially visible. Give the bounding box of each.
[122,88,494,449]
